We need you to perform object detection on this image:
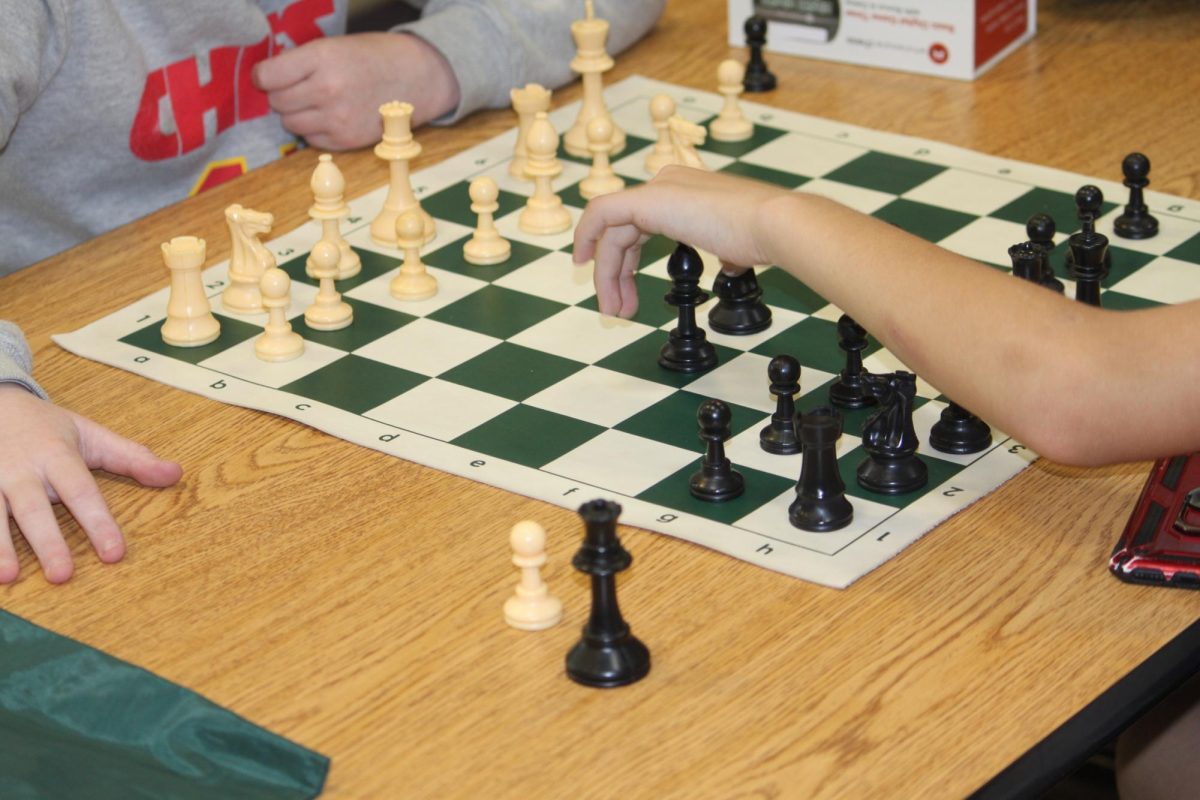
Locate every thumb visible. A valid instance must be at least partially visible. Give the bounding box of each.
[253,43,318,92]
[72,413,183,488]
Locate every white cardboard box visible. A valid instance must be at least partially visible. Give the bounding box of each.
[727,0,1037,80]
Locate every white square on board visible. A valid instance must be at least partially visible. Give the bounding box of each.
[509,306,656,365]
[352,317,501,377]
[344,266,487,317]
[741,132,867,179]
[344,218,475,260]
[525,365,675,427]
[1109,256,1200,304]
[684,352,837,414]
[862,351,941,399]
[936,216,1033,265]
[726,423,863,480]
[494,199,585,252]
[543,429,698,497]
[902,168,1034,217]
[796,178,896,215]
[364,378,515,442]
[670,301,809,352]
[493,252,596,305]
[198,337,346,389]
[1093,210,1200,257]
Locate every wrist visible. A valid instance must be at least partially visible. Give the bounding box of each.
[395,33,461,126]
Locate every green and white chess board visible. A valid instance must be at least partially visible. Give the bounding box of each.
[56,76,1200,588]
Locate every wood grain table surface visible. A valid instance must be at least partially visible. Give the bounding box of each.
[2,1,1198,797]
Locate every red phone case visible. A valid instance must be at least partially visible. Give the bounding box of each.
[1109,454,1200,589]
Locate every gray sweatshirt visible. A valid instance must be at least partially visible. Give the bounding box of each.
[0,0,663,395]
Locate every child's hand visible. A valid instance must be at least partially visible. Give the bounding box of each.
[573,167,795,317]
[252,32,461,151]
[0,384,183,584]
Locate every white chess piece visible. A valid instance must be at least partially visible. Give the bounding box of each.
[161,236,220,347]
[370,101,435,247]
[579,116,625,200]
[668,115,710,171]
[644,94,677,176]
[509,83,551,180]
[304,239,353,330]
[306,154,361,280]
[390,210,438,300]
[503,520,563,631]
[518,112,572,235]
[221,204,275,314]
[255,268,304,362]
[563,1,624,158]
[709,60,753,143]
[463,177,512,265]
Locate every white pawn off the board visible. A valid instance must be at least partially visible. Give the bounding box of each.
[370,101,435,247]
[304,239,353,330]
[509,83,551,180]
[709,60,754,143]
[579,116,624,200]
[255,268,304,362]
[305,154,361,280]
[644,94,677,176]
[463,177,511,265]
[161,236,220,347]
[518,112,572,235]
[390,210,438,300]
[221,204,275,314]
[563,0,624,158]
[503,520,563,631]
[668,115,710,171]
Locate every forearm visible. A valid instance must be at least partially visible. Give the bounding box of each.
[0,320,47,399]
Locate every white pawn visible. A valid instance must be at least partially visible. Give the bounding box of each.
[503,520,563,631]
[644,94,677,176]
[161,236,220,347]
[305,154,361,280]
[255,268,303,362]
[304,239,353,330]
[390,210,438,300]
[463,177,511,265]
[518,112,572,235]
[709,59,753,143]
[579,116,624,200]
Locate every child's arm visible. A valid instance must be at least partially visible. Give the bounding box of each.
[574,167,1200,467]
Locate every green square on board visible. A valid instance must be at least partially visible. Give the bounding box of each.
[989,187,1117,229]
[1098,290,1164,311]
[1166,232,1200,265]
[615,391,768,452]
[120,313,261,365]
[756,268,829,315]
[596,331,741,389]
[423,235,553,283]
[697,120,788,159]
[838,444,965,509]
[279,247,399,294]
[557,134,655,166]
[427,285,566,340]
[636,235,681,271]
[559,176,644,211]
[292,297,416,351]
[823,152,946,196]
[440,342,584,402]
[751,316,878,375]
[576,273,677,328]
[279,355,427,414]
[421,182,527,228]
[637,463,795,526]
[453,404,605,469]
[1100,246,1157,289]
[873,198,976,243]
[718,160,810,189]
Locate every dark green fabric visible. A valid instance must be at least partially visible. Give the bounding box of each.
[0,610,328,799]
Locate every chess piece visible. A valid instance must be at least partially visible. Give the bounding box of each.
[304,239,353,331]
[659,243,718,373]
[929,401,992,455]
[305,153,360,280]
[221,204,274,314]
[509,83,551,180]
[1025,213,1064,293]
[390,210,438,300]
[829,315,877,409]
[463,177,511,265]
[789,407,853,532]
[578,116,625,200]
[709,59,753,143]
[370,101,435,247]
[565,499,650,688]
[1067,191,1109,307]
[857,372,928,495]
[690,398,745,502]
[255,267,303,362]
[1113,152,1159,240]
[563,1,625,159]
[518,112,572,235]
[760,355,801,455]
[503,520,563,631]
[1064,185,1111,279]
[644,94,677,176]
[161,236,220,347]
[743,15,777,93]
[707,268,771,335]
[1008,241,1043,283]
[668,115,709,170]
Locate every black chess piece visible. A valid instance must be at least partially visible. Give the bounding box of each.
[1008,241,1043,283]
[829,314,877,410]
[929,401,992,455]
[659,243,719,373]
[690,398,745,502]
[1064,185,1112,279]
[857,372,928,495]
[760,355,801,455]
[565,499,651,689]
[1025,213,1065,293]
[1068,200,1108,308]
[708,268,772,335]
[1113,152,1159,240]
[742,15,777,93]
[789,407,854,532]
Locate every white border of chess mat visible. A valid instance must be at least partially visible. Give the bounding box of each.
[55,76,1200,589]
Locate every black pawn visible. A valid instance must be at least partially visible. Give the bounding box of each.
[1067,197,1108,308]
[690,399,745,502]
[743,15,777,93]
[1064,185,1111,279]
[1113,152,1159,240]
[708,268,772,335]
[659,243,718,373]
[565,499,650,689]
[857,371,928,495]
[760,355,801,455]
[929,401,992,455]
[829,314,877,410]
[1008,241,1043,283]
[789,407,853,532]
[1025,213,1064,293]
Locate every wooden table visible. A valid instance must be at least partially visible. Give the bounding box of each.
[3,1,1198,797]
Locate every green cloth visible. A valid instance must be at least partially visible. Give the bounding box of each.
[0,610,328,799]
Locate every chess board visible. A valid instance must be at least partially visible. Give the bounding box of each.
[55,76,1200,588]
